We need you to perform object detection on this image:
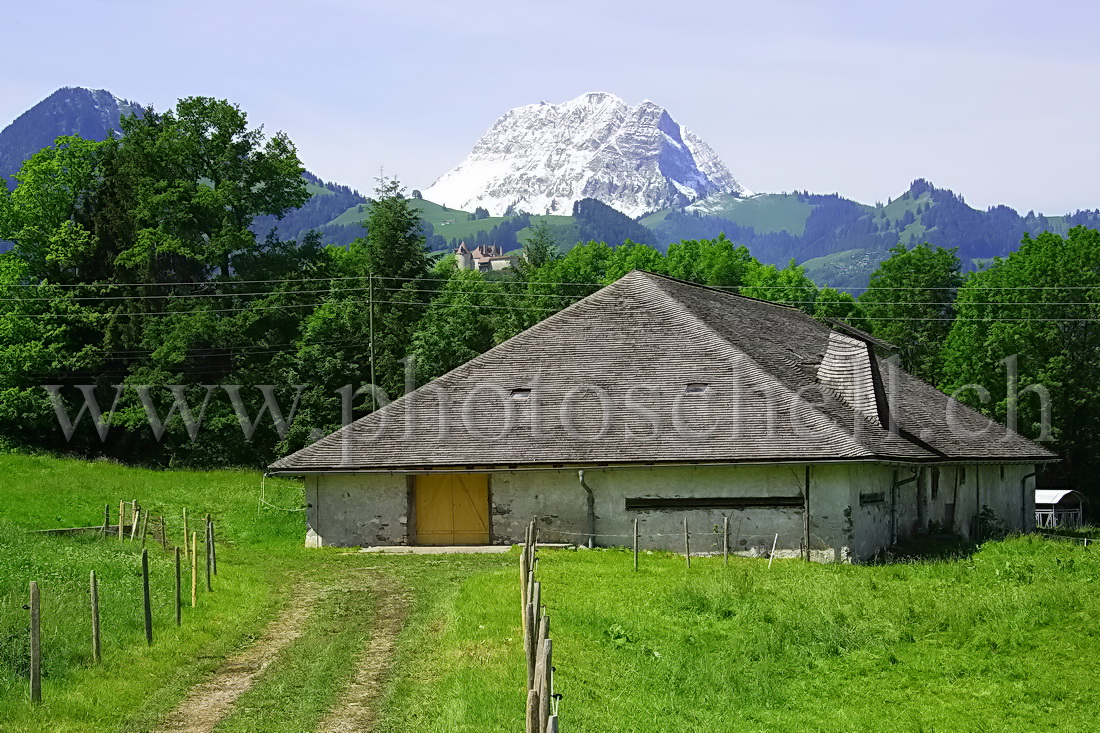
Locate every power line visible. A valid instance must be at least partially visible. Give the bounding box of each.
[2,271,1100,291]
[0,285,376,303]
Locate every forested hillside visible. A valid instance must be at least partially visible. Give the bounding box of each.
[646,181,1100,288]
[0,87,141,189]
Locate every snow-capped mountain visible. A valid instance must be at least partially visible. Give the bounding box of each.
[423,92,750,218]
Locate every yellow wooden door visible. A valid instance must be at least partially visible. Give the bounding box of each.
[451,474,490,544]
[414,474,489,545]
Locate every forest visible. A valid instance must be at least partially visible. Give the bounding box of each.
[0,97,1096,499]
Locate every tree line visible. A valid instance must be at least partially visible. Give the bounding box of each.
[0,96,1095,499]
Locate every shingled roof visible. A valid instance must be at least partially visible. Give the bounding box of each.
[270,271,1056,473]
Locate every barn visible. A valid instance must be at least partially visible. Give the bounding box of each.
[268,271,1056,561]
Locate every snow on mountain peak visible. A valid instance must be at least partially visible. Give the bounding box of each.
[423,93,749,218]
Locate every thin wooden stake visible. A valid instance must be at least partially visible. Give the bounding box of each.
[29,581,40,704]
[205,517,212,592]
[102,504,110,537]
[633,518,639,571]
[684,517,690,569]
[141,549,153,645]
[90,570,101,663]
[183,508,190,563]
[140,511,149,548]
[191,532,197,608]
[118,501,125,543]
[130,508,141,542]
[723,515,730,566]
[174,547,182,626]
[768,532,779,569]
[210,518,217,575]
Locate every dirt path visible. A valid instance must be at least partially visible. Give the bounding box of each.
[154,581,320,733]
[315,570,413,733]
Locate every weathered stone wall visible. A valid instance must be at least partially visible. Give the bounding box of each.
[305,473,408,548]
[303,461,1037,560]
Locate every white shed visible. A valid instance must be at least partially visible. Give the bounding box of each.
[1035,489,1085,528]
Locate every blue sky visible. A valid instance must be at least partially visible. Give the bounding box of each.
[2,0,1097,213]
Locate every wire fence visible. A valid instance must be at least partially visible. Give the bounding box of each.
[0,500,221,704]
[1036,532,1097,547]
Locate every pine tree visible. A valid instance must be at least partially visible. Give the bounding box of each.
[354,177,432,398]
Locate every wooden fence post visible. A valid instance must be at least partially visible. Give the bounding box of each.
[174,547,182,626]
[526,582,540,690]
[723,515,729,566]
[160,516,167,551]
[142,549,153,645]
[102,504,110,537]
[526,689,540,733]
[140,511,149,548]
[90,570,101,663]
[131,508,141,542]
[183,508,189,563]
[521,551,530,632]
[633,518,639,571]
[547,715,559,733]
[118,500,125,543]
[768,532,779,569]
[191,532,197,608]
[29,581,40,704]
[210,518,217,575]
[538,638,553,733]
[684,517,690,569]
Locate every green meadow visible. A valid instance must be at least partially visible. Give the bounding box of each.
[1,453,1097,731]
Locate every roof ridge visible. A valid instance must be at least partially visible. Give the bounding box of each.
[630,270,804,312]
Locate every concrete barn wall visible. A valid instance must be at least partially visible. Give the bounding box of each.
[845,463,1036,556]
[308,464,858,560]
[304,473,409,548]
[492,464,837,559]
[303,461,1038,559]
[847,463,896,561]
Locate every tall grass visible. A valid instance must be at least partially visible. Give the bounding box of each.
[381,539,1100,732]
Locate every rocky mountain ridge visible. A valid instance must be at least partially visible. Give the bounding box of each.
[423,92,748,218]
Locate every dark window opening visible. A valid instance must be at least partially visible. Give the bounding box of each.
[626,496,802,510]
[931,468,940,500]
[684,383,709,395]
[511,388,531,400]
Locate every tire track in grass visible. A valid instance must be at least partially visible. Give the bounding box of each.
[154,581,320,733]
[316,570,412,733]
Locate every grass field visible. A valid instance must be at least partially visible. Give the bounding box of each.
[2,453,1098,731]
[688,193,817,236]
[384,540,1100,732]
